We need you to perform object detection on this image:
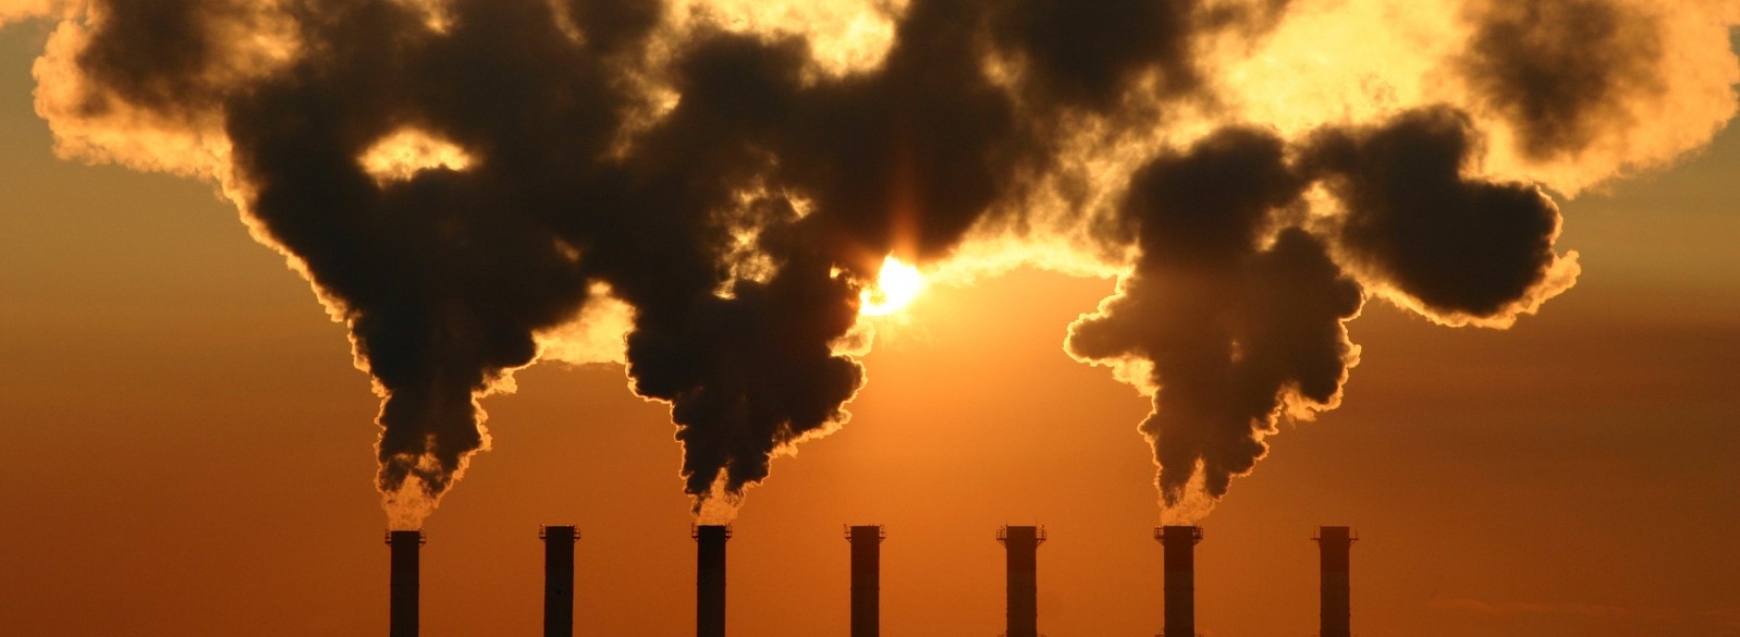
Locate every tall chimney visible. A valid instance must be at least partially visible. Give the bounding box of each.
[1158,525,1201,637]
[1315,526,1356,637]
[846,525,884,637]
[541,526,579,637]
[694,525,731,637]
[997,525,1045,637]
[386,530,423,637]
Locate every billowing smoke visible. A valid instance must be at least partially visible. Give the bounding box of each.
[1301,106,1580,326]
[1458,0,1666,162]
[1067,128,1362,516]
[6,0,1735,525]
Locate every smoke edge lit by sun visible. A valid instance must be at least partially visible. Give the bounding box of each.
[5,0,1737,528]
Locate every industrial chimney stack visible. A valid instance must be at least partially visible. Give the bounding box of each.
[1315,526,1356,637]
[997,525,1045,637]
[1158,525,1201,637]
[847,525,884,637]
[694,525,731,637]
[541,526,579,637]
[386,530,424,637]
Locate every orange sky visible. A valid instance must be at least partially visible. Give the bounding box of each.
[2,15,1739,637]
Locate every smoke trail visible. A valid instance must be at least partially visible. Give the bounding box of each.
[225,0,652,526]
[1067,128,1362,512]
[8,0,1737,524]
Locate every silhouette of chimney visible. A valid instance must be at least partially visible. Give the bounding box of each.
[694,525,731,637]
[1158,525,1201,637]
[386,530,424,637]
[998,525,1045,637]
[1315,526,1356,637]
[541,526,579,637]
[846,525,885,637]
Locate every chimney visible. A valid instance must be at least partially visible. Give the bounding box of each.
[1158,525,1201,637]
[846,525,885,637]
[1315,526,1356,637]
[541,526,580,637]
[997,525,1045,637]
[386,530,424,637]
[694,525,731,637]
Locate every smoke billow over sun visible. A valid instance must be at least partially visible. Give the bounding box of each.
[4,0,1735,527]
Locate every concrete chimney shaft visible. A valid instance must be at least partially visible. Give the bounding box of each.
[1159,525,1201,637]
[1316,526,1356,637]
[542,526,579,637]
[998,525,1045,637]
[387,530,423,637]
[694,525,730,637]
[847,525,884,637]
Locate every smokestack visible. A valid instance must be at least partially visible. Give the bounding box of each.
[1315,526,1356,637]
[846,525,885,637]
[1158,525,1201,637]
[386,530,423,637]
[997,525,1045,637]
[694,525,730,637]
[541,526,579,637]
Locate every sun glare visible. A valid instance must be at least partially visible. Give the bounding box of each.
[859,256,925,317]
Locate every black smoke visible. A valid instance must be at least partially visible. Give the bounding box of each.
[1458,0,1666,160]
[986,0,1203,111]
[1067,108,1577,507]
[31,0,1618,522]
[1302,106,1575,321]
[1067,128,1363,505]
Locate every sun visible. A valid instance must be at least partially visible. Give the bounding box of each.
[859,256,925,316]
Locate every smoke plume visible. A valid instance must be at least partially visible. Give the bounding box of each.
[1300,106,1580,326]
[1067,128,1362,512]
[7,0,1736,524]
[1458,0,1667,162]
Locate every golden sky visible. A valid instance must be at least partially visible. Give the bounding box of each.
[2,4,1738,637]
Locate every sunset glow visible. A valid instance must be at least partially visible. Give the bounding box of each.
[4,1,1739,635]
[858,256,925,316]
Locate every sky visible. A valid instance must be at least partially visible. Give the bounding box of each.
[2,2,1739,636]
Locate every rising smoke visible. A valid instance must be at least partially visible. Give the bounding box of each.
[1066,127,1362,515]
[4,0,1735,526]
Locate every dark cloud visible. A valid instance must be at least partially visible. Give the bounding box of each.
[987,0,1200,110]
[1068,128,1362,504]
[561,0,663,56]
[602,1,1037,508]
[1302,106,1573,320]
[629,249,865,499]
[217,0,621,506]
[44,0,1603,522]
[205,0,1067,515]
[983,0,1299,114]
[1458,0,1666,160]
[75,0,217,111]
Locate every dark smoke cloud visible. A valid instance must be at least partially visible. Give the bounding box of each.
[74,0,220,111]
[601,0,1047,512]
[27,0,1695,523]
[1458,0,1666,161]
[217,0,641,515]
[61,0,1135,519]
[986,0,1202,110]
[1302,106,1576,321]
[1068,128,1362,506]
[620,0,1301,510]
